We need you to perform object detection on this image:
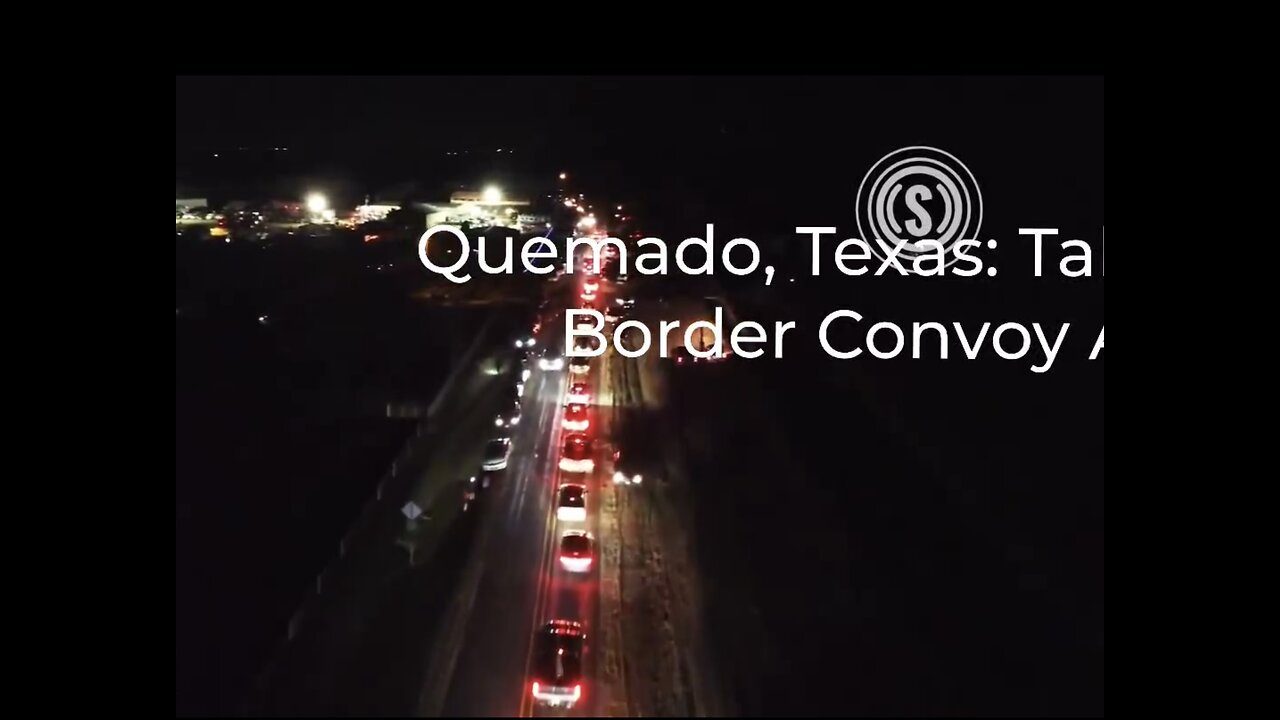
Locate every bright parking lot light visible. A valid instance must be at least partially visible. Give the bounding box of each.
[306,193,328,213]
[483,186,502,204]
[559,172,568,180]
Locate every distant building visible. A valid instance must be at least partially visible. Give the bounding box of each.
[449,190,531,206]
[354,203,400,224]
[517,214,551,233]
[176,198,208,213]
[425,191,537,231]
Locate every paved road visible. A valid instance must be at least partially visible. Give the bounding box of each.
[257,250,651,717]
[436,278,611,718]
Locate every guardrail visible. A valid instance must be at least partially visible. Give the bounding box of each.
[246,313,498,711]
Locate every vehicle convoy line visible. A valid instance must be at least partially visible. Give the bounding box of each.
[418,369,558,717]
[516,244,631,718]
[519,383,566,718]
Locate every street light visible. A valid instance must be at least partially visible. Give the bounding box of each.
[559,172,567,180]
[483,186,502,204]
[306,193,328,214]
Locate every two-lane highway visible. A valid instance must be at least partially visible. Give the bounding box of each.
[429,356,570,716]
[435,271,608,718]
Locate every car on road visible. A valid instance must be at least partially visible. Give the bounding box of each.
[559,433,594,473]
[515,334,537,350]
[530,620,586,708]
[611,449,644,485]
[559,531,594,572]
[556,483,588,522]
[462,473,494,511]
[580,289,597,302]
[538,347,565,371]
[566,382,590,405]
[569,356,590,375]
[495,401,522,429]
[583,279,599,293]
[482,438,513,470]
[562,403,589,432]
[671,345,694,365]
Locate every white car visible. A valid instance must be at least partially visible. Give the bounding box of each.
[556,483,588,522]
[559,531,593,572]
[559,434,594,473]
[482,438,513,471]
[539,351,565,371]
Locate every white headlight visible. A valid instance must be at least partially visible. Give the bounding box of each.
[613,471,625,484]
[515,340,524,348]
[633,474,642,484]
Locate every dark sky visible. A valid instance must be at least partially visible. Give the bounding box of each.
[177,75,1101,164]
[177,76,1102,238]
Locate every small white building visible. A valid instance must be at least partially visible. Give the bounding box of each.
[355,203,400,224]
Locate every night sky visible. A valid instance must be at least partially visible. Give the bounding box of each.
[177,76,1102,237]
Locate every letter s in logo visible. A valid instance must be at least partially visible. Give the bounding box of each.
[904,184,933,237]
